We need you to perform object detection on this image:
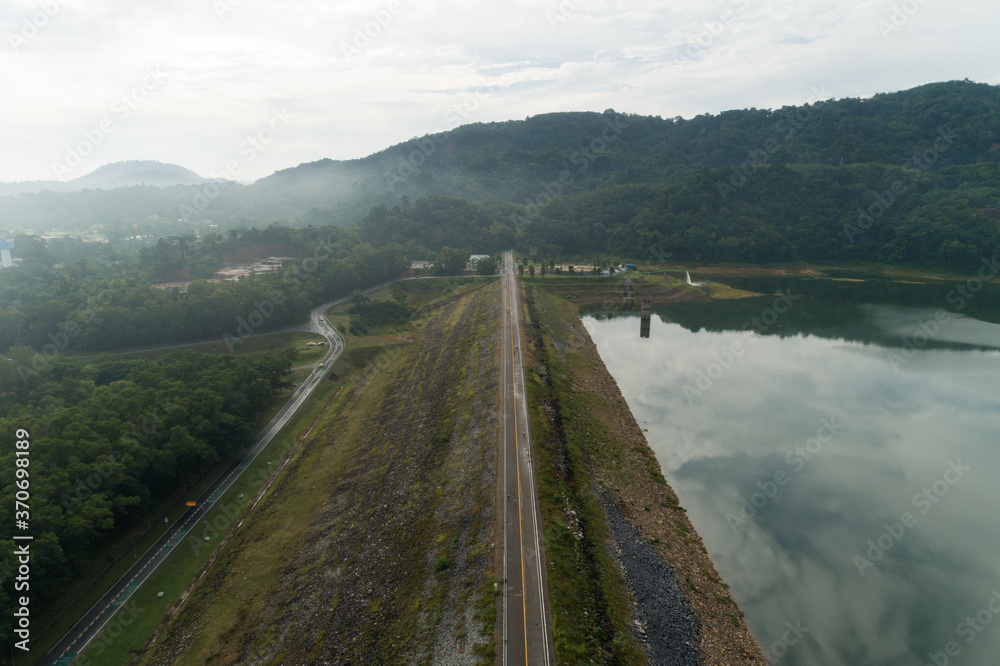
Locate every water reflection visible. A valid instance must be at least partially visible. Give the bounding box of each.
[582,296,1000,666]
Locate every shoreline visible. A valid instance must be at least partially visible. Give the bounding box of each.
[522,279,766,664]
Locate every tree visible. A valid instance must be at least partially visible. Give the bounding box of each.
[477,257,498,275]
[517,264,525,277]
[391,282,407,303]
[528,265,535,278]
[165,235,196,264]
[433,246,468,276]
[13,233,53,267]
[350,290,371,306]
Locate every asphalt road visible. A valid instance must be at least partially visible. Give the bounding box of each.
[39,298,347,666]
[499,251,554,665]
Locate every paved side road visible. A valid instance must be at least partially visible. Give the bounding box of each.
[40,298,347,666]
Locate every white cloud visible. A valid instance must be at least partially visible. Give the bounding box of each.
[0,0,997,182]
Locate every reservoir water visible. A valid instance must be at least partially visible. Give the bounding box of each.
[582,275,1000,665]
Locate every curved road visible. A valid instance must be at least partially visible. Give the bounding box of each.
[40,298,347,666]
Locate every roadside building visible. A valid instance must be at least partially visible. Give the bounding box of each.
[468,254,491,270]
[0,240,13,269]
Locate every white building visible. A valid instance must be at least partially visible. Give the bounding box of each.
[468,254,491,269]
[0,240,13,269]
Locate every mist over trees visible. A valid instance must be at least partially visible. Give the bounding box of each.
[2,79,997,243]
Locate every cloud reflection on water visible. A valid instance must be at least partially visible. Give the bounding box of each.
[583,306,1000,665]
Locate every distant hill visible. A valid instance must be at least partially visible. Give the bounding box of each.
[71,160,207,189]
[1,80,998,234]
[0,160,209,197]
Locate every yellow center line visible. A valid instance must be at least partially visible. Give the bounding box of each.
[508,265,530,666]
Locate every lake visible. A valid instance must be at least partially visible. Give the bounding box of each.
[581,274,1000,665]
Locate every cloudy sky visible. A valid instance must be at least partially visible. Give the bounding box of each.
[0,0,997,184]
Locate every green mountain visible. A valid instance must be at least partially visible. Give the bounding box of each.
[1,79,998,268]
[244,79,1000,224]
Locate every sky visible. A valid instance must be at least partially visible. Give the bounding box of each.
[0,0,997,184]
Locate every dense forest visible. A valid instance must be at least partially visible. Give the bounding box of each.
[0,349,295,647]
[350,160,1000,271]
[2,80,997,235]
[0,227,408,357]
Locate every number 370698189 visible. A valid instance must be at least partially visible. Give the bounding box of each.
[14,429,30,525]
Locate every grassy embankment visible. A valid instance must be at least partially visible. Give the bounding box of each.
[134,278,501,665]
[38,278,488,664]
[524,258,984,284]
[634,260,989,283]
[520,278,766,664]
[518,271,758,305]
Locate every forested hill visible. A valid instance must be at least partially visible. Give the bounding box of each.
[265,78,1000,205]
[1,80,998,234]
